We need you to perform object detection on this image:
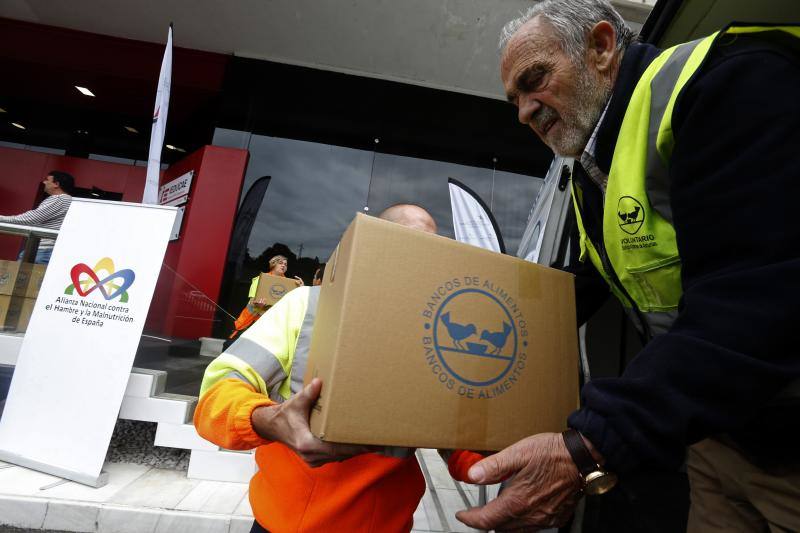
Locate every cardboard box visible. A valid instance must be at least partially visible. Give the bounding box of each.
[0,295,30,332]
[0,260,46,298]
[16,297,36,332]
[0,295,13,325]
[253,274,298,306]
[305,214,579,451]
[0,260,21,296]
[17,263,46,299]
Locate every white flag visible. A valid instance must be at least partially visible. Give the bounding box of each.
[448,177,505,253]
[143,24,173,205]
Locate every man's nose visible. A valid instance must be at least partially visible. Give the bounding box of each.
[517,94,540,125]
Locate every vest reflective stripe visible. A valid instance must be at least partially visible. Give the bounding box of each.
[644,309,679,337]
[574,24,800,338]
[199,287,319,402]
[281,286,319,400]
[226,337,289,395]
[200,350,276,398]
[646,36,705,224]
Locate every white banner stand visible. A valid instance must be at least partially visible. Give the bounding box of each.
[0,199,176,487]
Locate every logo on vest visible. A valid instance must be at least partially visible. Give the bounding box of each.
[421,277,528,399]
[617,196,645,235]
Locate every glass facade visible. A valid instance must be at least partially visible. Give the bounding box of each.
[215,128,541,261]
[367,152,540,253]
[212,128,542,330]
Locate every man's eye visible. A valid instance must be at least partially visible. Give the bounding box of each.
[522,69,547,91]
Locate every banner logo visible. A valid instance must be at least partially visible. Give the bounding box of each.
[65,258,136,302]
[422,278,528,399]
[617,196,645,235]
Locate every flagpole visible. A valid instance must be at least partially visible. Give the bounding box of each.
[143,23,173,204]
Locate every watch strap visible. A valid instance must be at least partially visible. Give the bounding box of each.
[562,428,598,478]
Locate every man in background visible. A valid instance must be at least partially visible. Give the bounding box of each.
[0,171,74,264]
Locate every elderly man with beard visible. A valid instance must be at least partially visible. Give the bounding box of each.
[456,1,800,532]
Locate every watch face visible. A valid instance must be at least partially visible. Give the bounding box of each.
[585,471,619,496]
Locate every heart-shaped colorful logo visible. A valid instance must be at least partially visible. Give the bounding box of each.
[65,258,136,302]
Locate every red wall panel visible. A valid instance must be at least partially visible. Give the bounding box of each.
[0,147,146,259]
[146,146,248,338]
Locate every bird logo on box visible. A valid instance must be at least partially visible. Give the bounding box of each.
[269,284,287,300]
[431,287,519,389]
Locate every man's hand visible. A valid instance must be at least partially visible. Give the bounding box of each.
[456,432,582,531]
[293,276,304,287]
[251,378,371,467]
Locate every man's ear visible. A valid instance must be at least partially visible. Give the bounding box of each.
[588,20,617,73]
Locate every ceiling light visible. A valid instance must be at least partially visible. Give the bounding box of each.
[0,107,6,113]
[90,192,100,197]
[75,86,95,97]
[165,144,186,153]
[124,126,139,133]
[11,122,25,130]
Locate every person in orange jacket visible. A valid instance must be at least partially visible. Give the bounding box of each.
[195,204,484,533]
[229,254,304,341]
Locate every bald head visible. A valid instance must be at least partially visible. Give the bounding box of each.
[378,204,437,234]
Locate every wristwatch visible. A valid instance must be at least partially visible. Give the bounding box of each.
[562,429,618,495]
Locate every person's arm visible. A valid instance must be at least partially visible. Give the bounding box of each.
[194,289,370,464]
[193,378,274,450]
[0,196,62,225]
[194,375,366,465]
[195,292,300,450]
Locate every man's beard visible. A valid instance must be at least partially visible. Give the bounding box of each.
[537,68,611,157]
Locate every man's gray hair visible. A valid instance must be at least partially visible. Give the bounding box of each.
[499,0,636,63]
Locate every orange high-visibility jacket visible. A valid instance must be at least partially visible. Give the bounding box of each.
[195,287,482,532]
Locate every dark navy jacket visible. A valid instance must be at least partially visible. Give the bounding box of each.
[568,32,800,472]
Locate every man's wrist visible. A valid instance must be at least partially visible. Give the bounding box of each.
[579,433,605,466]
[562,429,617,495]
[251,403,280,441]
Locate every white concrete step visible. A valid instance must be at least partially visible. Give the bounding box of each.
[155,423,218,452]
[187,450,256,484]
[119,393,197,425]
[125,368,167,398]
[199,337,225,357]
